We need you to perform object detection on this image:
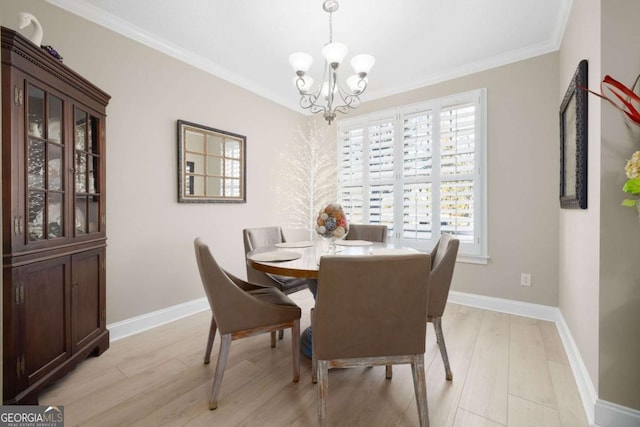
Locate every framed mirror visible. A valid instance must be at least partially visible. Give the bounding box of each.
[559,60,588,209]
[177,120,246,203]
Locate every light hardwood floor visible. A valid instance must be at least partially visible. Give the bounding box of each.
[40,291,589,426]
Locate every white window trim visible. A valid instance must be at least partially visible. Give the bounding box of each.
[337,89,488,265]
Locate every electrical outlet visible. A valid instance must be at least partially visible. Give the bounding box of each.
[520,273,531,287]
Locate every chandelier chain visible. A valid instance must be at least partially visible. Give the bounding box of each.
[328,10,333,43]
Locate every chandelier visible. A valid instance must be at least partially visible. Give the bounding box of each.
[289,0,375,125]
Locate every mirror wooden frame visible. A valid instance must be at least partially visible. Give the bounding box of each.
[559,59,588,209]
[177,120,246,203]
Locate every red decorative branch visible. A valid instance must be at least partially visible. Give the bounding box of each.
[581,74,640,126]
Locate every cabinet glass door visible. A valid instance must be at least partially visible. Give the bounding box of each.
[74,107,101,236]
[26,83,65,242]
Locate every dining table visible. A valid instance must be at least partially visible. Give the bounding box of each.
[246,239,420,358]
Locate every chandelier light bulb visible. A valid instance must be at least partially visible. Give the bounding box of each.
[289,52,313,74]
[321,42,348,66]
[351,54,375,76]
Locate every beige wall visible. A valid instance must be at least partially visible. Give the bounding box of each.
[1,1,563,325]
[558,0,602,395]
[599,0,640,410]
[334,54,561,306]
[1,1,306,322]
[559,0,640,411]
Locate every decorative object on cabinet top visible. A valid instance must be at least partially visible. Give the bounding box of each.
[18,12,43,46]
[1,27,109,107]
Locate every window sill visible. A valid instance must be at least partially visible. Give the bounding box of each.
[457,254,489,265]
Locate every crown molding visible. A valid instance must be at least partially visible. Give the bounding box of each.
[45,0,299,112]
[46,0,572,118]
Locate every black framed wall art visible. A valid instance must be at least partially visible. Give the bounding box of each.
[559,59,588,209]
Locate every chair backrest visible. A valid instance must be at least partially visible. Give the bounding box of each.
[314,254,430,360]
[194,238,272,334]
[243,226,285,251]
[428,233,459,318]
[345,224,388,243]
[242,227,286,286]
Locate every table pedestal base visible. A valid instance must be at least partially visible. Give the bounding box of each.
[300,279,317,359]
[301,327,313,359]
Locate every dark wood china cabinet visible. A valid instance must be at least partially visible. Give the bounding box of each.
[2,27,110,404]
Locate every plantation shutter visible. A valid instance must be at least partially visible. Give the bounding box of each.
[338,126,365,223]
[337,89,486,260]
[367,120,395,232]
[402,111,434,241]
[439,102,476,242]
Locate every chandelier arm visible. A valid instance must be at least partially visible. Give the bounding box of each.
[326,67,339,118]
[336,75,369,97]
[332,79,365,107]
[294,76,306,95]
[299,92,328,115]
[330,87,361,115]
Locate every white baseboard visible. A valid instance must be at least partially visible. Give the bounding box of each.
[106,291,639,427]
[554,311,598,426]
[449,291,638,427]
[450,290,595,424]
[594,399,640,427]
[448,290,561,321]
[106,297,209,341]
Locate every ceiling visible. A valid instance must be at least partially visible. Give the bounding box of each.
[47,0,573,113]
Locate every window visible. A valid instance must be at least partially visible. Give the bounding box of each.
[337,89,487,262]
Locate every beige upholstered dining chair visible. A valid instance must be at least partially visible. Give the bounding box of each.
[243,227,312,342]
[193,238,301,410]
[312,254,431,427]
[385,232,460,382]
[427,232,460,381]
[345,223,388,242]
[243,227,311,295]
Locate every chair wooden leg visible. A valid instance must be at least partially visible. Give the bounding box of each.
[311,308,317,383]
[433,317,453,381]
[204,316,217,364]
[317,360,329,426]
[385,364,393,379]
[312,346,317,384]
[279,329,284,340]
[292,319,300,382]
[209,334,231,410]
[411,355,430,427]
[270,331,276,348]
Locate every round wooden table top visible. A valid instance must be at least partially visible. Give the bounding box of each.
[246,240,408,279]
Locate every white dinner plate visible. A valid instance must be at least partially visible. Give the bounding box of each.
[369,248,419,256]
[249,251,302,262]
[335,240,373,246]
[274,241,314,248]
